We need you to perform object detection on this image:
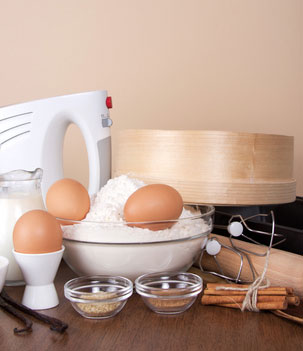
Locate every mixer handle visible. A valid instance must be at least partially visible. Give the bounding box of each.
[82,129,111,196]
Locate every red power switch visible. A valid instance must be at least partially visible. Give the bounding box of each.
[106,96,113,109]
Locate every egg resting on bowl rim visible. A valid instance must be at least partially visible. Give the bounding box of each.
[123,184,183,231]
[46,178,90,224]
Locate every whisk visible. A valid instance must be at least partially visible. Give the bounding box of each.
[199,211,285,283]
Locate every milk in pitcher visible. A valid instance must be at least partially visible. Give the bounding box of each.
[0,169,45,285]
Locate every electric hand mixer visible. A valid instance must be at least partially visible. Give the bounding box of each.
[0,90,113,198]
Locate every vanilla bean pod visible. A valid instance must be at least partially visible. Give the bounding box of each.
[0,295,32,334]
[1,290,68,333]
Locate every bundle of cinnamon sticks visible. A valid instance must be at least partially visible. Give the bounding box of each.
[201,283,300,310]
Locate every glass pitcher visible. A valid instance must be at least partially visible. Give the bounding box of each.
[0,168,45,286]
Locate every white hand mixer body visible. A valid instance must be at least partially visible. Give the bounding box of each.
[0,90,112,199]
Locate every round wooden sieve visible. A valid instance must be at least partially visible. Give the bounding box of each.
[113,129,296,205]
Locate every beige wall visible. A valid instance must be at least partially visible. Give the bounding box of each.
[1,1,302,195]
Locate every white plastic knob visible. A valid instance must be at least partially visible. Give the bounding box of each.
[206,239,221,256]
[227,221,243,237]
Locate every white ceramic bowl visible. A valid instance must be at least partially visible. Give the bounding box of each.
[0,256,9,292]
[61,205,214,281]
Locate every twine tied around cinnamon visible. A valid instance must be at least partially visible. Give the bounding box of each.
[214,248,271,312]
[201,211,300,312]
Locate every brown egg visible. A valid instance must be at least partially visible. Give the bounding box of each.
[124,184,183,231]
[46,178,90,222]
[13,210,62,254]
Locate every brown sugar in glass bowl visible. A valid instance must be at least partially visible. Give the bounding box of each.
[135,272,203,314]
[64,275,133,319]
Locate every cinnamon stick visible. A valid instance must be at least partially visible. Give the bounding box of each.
[201,295,286,306]
[218,300,288,310]
[206,283,294,294]
[287,295,301,306]
[203,287,288,296]
[201,283,301,310]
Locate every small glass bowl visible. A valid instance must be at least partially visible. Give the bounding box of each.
[135,272,203,314]
[64,275,133,319]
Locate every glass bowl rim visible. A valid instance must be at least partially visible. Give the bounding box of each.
[58,204,214,225]
[64,275,133,303]
[61,204,214,245]
[135,271,203,298]
[63,230,211,245]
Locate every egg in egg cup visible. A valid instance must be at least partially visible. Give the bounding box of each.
[12,209,64,310]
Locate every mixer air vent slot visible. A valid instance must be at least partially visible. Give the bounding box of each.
[0,111,33,148]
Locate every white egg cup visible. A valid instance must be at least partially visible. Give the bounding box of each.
[13,246,64,310]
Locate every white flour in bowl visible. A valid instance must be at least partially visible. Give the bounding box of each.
[62,175,211,243]
[85,175,145,222]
